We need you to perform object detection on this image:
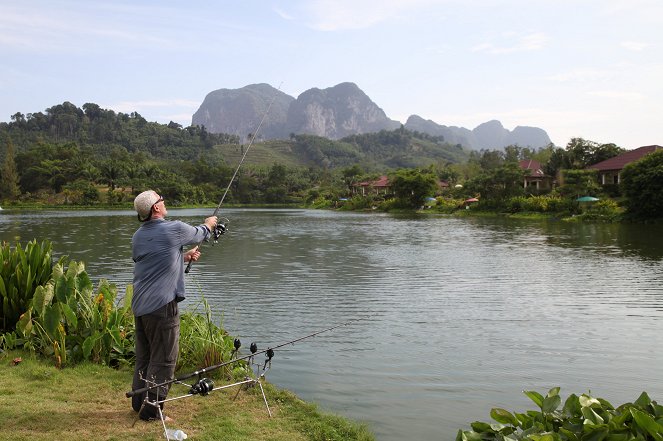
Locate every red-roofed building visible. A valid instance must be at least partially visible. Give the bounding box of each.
[587,145,662,185]
[518,159,553,190]
[351,176,450,196]
[352,175,391,196]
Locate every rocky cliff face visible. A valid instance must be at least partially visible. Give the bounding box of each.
[285,82,400,139]
[191,83,293,141]
[192,83,552,149]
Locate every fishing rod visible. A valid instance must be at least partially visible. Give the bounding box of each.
[185,83,282,274]
[126,318,358,398]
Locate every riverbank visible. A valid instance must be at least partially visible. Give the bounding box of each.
[0,349,373,441]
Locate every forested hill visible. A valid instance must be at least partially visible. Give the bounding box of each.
[0,101,237,160]
[0,101,469,169]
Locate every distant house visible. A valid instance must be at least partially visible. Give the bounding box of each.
[351,176,449,196]
[587,145,663,185]
[518,159,553,190]
[352,175,391,196]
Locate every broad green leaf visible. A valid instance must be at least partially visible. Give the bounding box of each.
[54,275,67,304]
[548,387,561,398]
[33,284,54,318]
[82,335,96,359]
[60,303,77,329]
[604,432,633,441]
[16,309,33,336]
[543,395,562,413]
[580,395,602,408]
[470,421,493,433]
[109,327,122,346]
[123,284,133,311]
[491,408,518,426]
[457,430,483,441]
[563,394,582,417]
[634,392,651,409]
[630,408,663,441]
[582,407,605,425]
[580,427,609,441]
[525,390,545,409]
[529,433,558,441]
[43,304,62,339]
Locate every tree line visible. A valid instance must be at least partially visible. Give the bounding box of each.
[1,101,661,219]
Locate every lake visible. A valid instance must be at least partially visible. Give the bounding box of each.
[1,208,662,440]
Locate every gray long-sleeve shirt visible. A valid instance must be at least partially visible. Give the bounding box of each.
[131,218,210,317]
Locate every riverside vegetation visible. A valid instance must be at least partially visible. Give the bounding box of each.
[1,102,661,221]
[0,240,373,440]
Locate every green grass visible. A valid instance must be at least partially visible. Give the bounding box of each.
[0,349,374,441]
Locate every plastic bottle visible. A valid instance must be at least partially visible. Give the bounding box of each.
[164,428,188,440]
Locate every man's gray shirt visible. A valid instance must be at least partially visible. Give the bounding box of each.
[131,219,210,317]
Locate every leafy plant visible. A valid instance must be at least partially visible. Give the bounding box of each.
[0,240,60,331]
[457,387,663,441]
[15,260,134,367]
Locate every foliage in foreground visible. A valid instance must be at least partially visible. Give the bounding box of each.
[457,387,663,441]
[0,240,58,331]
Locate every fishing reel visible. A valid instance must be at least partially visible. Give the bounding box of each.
[189,377,214,396]
[206,217,229,244]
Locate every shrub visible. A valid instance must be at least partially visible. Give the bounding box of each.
[14,260,134,367]
[457,387,663,441]
[0,240,60,332]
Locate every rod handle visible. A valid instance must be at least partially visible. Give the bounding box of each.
[185,259,193,274]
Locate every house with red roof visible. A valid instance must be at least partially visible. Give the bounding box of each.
[351,176,449,196]
[518,159,553,190]
[587,145,662,185]
[352,175,391,196]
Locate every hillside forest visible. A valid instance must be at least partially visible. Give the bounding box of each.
[0,101,661,219]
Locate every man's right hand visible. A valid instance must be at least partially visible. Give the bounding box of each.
[205,216,219,231]
[204,216,218,232]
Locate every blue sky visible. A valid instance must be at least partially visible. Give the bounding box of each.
[1,0,661,149]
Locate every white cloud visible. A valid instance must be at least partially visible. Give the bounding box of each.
[545,68,613,83]
[471,32,548,55]
[587,90,644,100]
[107,99,200,113]
[620,40,647,51]
[274,7,295,21]
[299,0,440,31]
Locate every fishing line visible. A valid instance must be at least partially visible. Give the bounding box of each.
[185,82,283,274]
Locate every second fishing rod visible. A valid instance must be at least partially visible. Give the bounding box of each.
[185,86,281,274]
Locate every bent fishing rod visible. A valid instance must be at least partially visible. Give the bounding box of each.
[185,83,282,274]
[126,318,358,398]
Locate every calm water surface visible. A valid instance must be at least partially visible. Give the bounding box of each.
[1,208,662,440]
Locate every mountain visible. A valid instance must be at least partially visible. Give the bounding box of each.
[192,83,293,141]
[285,82,400,139]
[192,83,552,150]
[406,116,551,150]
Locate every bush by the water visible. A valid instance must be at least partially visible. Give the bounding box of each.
[0,240,236,376]
[457,387,663,441]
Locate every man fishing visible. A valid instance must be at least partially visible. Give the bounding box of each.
[130,190,217,420]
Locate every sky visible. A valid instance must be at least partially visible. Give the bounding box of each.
[1,0,662,149]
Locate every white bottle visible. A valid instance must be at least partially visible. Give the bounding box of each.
[164,428,188,440]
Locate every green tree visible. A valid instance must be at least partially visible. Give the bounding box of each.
[466,163,526,202]
[0,138,20,200]
[557,169,601,198]
[389,168,438,208]
[621,149,663,219]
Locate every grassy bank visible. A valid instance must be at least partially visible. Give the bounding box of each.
[0,349,374,441]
